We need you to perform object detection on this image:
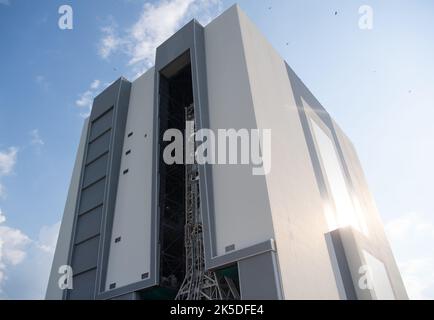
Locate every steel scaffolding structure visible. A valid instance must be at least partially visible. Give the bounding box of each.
[175,104,224,300]
[160,68,240,300]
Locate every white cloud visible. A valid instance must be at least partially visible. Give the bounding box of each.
[75,90,93,109]
[0,0,10,6]
[90,80,101,90]
[0,209,60,299]
[36,222,60,254]
[0,226,30,265]
[5,221,60,300]
[99,0,222,75]
[75,80,103,118]
[30,129,44,147]
[127,0,198,66]
[99,23,124,60]
[0,209,31,293]
[385,212,434,300]
[0,147,17,176]
[0,147,18,199]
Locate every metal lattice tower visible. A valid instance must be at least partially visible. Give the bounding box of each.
[175,104,224,300]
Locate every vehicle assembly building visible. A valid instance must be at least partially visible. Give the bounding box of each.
[46,5,407,300]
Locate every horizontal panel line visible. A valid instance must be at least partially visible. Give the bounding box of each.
[86,150,110,165]
[78,203,104,217]
[88,128,112,145]
[72,267,98,278]
[81,176,106,192]
[91,106,114,124]
[85,150,109,167]
[74,234,100,246]
[82,174,107,190]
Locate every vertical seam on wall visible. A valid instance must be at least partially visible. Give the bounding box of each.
[152,63,160,288]
[95,79,123,298]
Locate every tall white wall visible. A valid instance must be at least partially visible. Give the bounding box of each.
[104,68,155,290]
[204,6,275,257]
[235,6,340,299]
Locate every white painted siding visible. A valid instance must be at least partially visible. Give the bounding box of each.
[204,6,275,257]
[310,118,363,233]
[104,69,155,290]
[236,6,340,299]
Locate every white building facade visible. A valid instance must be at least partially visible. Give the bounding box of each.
[46,5,407,300]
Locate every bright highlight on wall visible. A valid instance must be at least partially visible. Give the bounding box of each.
[310,118,368,235]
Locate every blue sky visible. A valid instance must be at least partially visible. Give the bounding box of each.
[0,0,433,299]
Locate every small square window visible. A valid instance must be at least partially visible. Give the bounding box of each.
[141,273,149,280]
[115,237,121,243]
[109,283,116,290]
[225,244,235,253]
[128,132,133,138]
[123,169,129,175]
[125,150,131,156]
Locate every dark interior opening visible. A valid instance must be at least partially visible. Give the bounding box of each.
[157,52,193,296]
[142,51,241,300]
